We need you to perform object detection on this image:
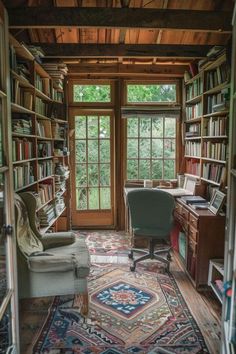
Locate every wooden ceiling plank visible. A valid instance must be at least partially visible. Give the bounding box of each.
[35,43,212,58]
[8,8,232,33]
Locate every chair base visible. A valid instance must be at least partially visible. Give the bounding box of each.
[129,239,171,272]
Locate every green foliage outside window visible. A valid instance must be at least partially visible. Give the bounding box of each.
[73,85,111,102]
[127,84,176,103]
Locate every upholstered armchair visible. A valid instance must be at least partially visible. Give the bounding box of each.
[14,193,90,315]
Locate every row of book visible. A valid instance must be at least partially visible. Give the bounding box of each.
[202,116,227,137]
[38,182,53,206]
[205,61,229,91]
[185,158,200,176]
[186,77,203,101]
[37,141,53,158]
[11,79,33,110]
[37,120,52,138]
[13,163,34,190]
[186,102,202,120]
[202,163,226,184]
[206,92,226,114]
[52,122,66,140]
[12,138,33,161]
[185,141,201,157]
[38,160,53,180]
[185,123,201,137]
[202,141,227,161]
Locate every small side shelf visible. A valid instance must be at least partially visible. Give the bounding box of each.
[208,259,224,303]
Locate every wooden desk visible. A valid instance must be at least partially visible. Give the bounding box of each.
[124,188,226,290]
[174,198,225,290]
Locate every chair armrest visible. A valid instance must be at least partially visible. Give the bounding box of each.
[42,232,76,249]
[28,253,77,273]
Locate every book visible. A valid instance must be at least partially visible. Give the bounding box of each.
[180,195,206,204]
[192,203,210,210]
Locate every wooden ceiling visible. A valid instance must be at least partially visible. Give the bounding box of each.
[3,0,235,77]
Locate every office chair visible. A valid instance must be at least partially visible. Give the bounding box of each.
[127,188,175,272]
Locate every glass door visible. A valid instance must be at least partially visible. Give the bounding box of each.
[69,109,115,228]
[0,5,19,353]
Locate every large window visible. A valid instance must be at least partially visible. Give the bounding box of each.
[126,115,176,180]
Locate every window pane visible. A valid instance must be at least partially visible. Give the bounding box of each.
[165,117,176,137]
[152,117,163,137]
[99,116,110,138]
[127,139,138,158]
[127,160,138,179]
[164,139,175,158]
[127,84,176,103]
[88,188,99,209]
[76,164,87,186]
[76,188,87,209]
[73,85,111,102]
[152,160,163,179]
[0,100,3,166]
[75,116,86,138]
[87,116,98,138]
[127,119,138,137]
[75,140,86,162]
[139,160,151,179]
[164,160,175,179]
[140,139,150,158]
[88,164,98,186]
[140,118,151,137]
[100,188,111,209]
[152,139,163,158]
[88,140,98,162]
[100,164,110,186]
[100,140,110,162]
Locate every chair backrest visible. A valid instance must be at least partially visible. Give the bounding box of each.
[14,193,43,257]
[127,189,175,234]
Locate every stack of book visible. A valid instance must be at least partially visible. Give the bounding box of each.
[38,203,56,227]
[12,115,32,134]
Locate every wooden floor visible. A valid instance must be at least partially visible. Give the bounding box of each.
[19,238,222,354]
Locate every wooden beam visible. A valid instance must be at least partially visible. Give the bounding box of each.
[36,43,212,58]
[8,8,232,33]
[67,63,189,77]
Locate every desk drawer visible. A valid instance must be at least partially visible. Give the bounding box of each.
[189,225,198,242]
[189,213,198,229]
[180,206,189,221]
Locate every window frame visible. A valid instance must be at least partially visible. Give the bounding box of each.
[123,79,180,106]
[68,79,115,107]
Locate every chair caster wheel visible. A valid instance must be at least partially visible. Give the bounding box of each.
[128,252,133,259]
[167,254,172,261]
[130,265,135,272]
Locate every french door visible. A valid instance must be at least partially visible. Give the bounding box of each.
[69,109,115,228]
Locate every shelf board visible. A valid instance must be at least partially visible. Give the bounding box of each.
[38,176,54,183]
[204,82,230,95]
[0,89,6,98]
[12,132,36,138]
[186,94,202,105]
[35,112,51,121]
[35,88,52,102]
[184,155,201,159]
[11,103,35,114]
[36,198,54,212]
[202,135,227,139]
[203,110,229,118]
[201,177,220,186]
[185,72,203,85]
[184,173,201,179]
[202,157,226,164]
[185,136,201,140]
[15,181,38,192]
[13,158,37,165]
[36,136,53,141]
[37,156,53,161]
[185,117,202,123]
[11,70,34,89]
[209,282,223,304]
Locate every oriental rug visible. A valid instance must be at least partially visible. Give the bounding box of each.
[32,264,209,354]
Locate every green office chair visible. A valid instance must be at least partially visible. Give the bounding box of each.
[127,188,175,272]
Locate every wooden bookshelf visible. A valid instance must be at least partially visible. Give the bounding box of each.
[9,35,70,233]
[184,52,230,188]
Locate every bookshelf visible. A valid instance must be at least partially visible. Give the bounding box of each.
[184,52,230,187]
[9,34,70,234]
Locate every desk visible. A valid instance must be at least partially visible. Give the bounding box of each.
[124,188,225,290]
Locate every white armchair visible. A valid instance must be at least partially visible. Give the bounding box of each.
[14,193,90,315]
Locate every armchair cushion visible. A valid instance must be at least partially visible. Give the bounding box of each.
[42,232,76,249]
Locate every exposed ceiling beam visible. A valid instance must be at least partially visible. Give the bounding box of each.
[8,8,232,33]
[35,43,212,59]
[67,63,188,77]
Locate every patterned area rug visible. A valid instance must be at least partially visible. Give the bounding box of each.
[79,231,131,255]
[33,264,209,354]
